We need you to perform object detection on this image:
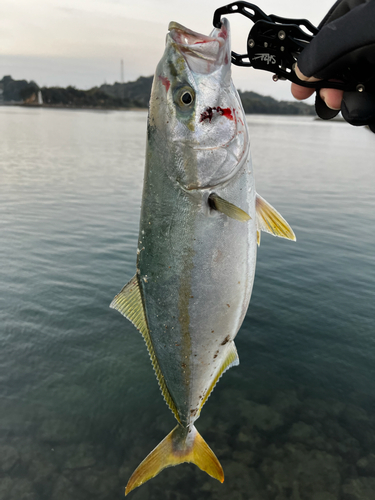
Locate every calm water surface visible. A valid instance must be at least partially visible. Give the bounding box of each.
[1,106,375,500]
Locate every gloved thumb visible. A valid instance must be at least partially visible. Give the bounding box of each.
[341,91,375,131]
[315,93,340,120]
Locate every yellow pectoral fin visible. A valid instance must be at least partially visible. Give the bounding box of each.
[110,275,179,422]
[209,193,251,222]
[256,193,296,242]
[125,424,224,496]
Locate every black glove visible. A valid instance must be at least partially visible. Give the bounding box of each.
[297,0,375,132]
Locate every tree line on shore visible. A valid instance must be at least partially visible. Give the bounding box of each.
[0,75,315,115]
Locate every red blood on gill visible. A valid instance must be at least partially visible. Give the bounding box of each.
[200,107,234,123]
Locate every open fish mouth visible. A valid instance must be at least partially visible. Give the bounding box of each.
[168,20,230,74]
[166,18,242,190]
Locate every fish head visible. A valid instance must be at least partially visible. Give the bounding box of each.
[149,18,249,190]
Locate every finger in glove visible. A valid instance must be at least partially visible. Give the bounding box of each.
[315,93,340,120]
[341,91,375,127]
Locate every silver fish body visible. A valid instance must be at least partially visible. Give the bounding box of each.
[111,18,295,495]
[138,20,256,428]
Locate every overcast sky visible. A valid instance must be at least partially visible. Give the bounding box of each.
[0,0,335,101]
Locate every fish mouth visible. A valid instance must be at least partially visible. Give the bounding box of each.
[168,19,230,74]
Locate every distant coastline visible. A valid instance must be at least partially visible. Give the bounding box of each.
[1,102,148,112]
[0,75,315,116]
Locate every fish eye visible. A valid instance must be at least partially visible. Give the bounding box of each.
[175,86,195,108]
[181,91,193,105]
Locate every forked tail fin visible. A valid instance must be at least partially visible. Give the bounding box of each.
[125,424,224,495]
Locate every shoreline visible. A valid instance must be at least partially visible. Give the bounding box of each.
[0,102,148,112]
[0,103,317,117]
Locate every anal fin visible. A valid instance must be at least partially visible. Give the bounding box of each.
[199,342,239,412]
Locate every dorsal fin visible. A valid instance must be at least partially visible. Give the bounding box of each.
[209,193,251,222]
[256,193,296,243]
[198,342,239,413]
[110,275,180,422]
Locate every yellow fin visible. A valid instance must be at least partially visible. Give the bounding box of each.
[209,193,251,222]
[256,193,296,242]
[110,276,179,422]
[125,424,224,495]
[257,229,261,247]
[199,342,239,412]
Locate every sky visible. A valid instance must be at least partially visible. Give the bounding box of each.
[0,0,335,101]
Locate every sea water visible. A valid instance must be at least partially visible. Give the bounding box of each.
[1,106,375,500]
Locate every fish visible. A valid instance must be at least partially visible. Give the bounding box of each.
[110,18,295,495]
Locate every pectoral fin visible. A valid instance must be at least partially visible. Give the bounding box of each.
[209,193,251,222]
[256,194,296,244]
[110,276,179,422]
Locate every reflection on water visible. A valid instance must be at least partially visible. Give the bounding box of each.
[1,107,375,499]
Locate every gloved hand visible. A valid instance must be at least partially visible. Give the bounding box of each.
[292,0,375,132]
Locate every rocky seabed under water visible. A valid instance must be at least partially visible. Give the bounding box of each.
[1,381,375,500]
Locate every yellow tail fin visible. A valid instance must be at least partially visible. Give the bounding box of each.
[125,424,224,495]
